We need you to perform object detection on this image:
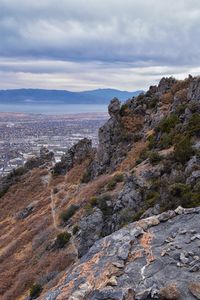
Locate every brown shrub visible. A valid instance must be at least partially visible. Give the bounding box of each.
[160,92,173,104]
[159,283,181,300]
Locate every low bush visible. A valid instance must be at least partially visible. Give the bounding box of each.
[147,151,163,164]
[81,167,92,183]
[156,114,179,134]
[97,193,112,216]
[145,191,160,207]
[60,204,79,223]
[72,225,79,235]
[0,185,9,198]
[158,132,173,149]
[55,232,71,249]
[188,101,200,113]
[29,284,42,299]
[113,172,124,182]
[107,173,124,191]
[174,135,193,163]
[148,133,157,149]
[175,104,187,115]
[146,97,159,109]
[89,196,98,207]
[139,149,149,161]
[107,179,117,190]
[187,113,200,136]
[133,133,143,142]
[169,183,190,197]
[119,103,129,116]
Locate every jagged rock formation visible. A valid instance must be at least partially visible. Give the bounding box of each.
[41,207,200,300]
[24,147,54,170]
[78,208,103,257]
[53,138,93,175]
[188,76,200,102]
[89,97,145,177]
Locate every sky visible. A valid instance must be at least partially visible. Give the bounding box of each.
[0,0,200,91]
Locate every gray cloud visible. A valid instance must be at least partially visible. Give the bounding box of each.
[0,0,200,90]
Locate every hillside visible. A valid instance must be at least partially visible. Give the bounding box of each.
[0,88,142,104]
[0,75,200,300]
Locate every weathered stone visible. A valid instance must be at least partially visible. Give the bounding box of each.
[78,208,103,257]
[188,282,200,299]
[53,138,93,175]
[180,253,189,264]
[187,76,200,102]
[159,283,181,300]
[41,208,200,300]
[15,201,38,220]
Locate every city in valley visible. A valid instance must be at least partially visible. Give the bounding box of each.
[0,112,108,177]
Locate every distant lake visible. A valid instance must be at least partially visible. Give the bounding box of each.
[0,103,108,115]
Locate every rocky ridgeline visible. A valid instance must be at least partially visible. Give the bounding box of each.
[53,138,93,175]
[41,206,200,300]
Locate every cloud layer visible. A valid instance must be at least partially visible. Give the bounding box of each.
[0,0,200,90]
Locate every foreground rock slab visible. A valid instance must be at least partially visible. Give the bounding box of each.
[41,207,200,300]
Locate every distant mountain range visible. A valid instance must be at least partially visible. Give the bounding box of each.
[0,88,143,104]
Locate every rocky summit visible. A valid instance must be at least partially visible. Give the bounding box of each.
[0,75,200,300]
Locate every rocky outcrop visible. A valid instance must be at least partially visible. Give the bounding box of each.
[15,200,38,220]
[41,206,200,300]
[89,98,136,177]
[90,98,124,176]
[187,76,200,102]
[24,147,54,170]
[112,175,143,230]
[53,138,93,175]
[78,208,104,257]
[157,76,177,94]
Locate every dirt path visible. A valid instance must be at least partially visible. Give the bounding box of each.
[42,172,78,255]
[50,189,61,232]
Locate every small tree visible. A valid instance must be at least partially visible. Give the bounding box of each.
[174,136,193,163]
[30,284,42,299]
[55,232,71,249]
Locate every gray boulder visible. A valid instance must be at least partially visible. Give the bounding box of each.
[187,76,200,102]
[78,208,103,257]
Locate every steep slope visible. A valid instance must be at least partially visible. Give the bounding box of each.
[0,75,200,300]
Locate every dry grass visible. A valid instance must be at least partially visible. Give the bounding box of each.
[117,141,148,172]
[0,168,75,300]
[122,115,144,133]
[160,92,173,105]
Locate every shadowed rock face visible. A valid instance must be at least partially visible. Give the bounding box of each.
[53,138,93,175]
[157,77,177,94]
[188,77,200,102]
[41,207,200,300]
[93,98,124,175]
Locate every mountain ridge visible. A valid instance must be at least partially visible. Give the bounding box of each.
[0,88,143,104]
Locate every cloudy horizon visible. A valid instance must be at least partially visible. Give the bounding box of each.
[1,0,200,91]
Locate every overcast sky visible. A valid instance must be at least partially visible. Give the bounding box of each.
[0,0,200,91]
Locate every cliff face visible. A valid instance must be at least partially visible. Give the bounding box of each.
[0,75,200,300]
